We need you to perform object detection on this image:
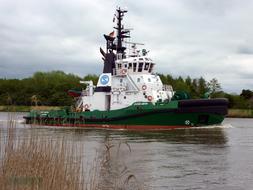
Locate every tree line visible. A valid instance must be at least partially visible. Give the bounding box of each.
[0,71,252,109]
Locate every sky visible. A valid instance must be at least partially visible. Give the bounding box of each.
[0,0,253,93]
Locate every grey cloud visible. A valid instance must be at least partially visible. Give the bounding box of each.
[0,0,253,93]
[237,46,253,55]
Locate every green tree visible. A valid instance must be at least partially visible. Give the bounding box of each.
[83,74,99,85]
[207,78,222,95]
[240,89,253,99]
[185,76,192,86]
[198,77,208,95]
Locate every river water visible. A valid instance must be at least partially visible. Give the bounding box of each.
[0,112,253,190]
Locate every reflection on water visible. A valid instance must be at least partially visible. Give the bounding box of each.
[1,113,253,190]
[118,128,228,145]
[37,127,227,145]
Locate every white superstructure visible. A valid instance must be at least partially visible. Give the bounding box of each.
[78,52,174,111]
[75,7,174,112]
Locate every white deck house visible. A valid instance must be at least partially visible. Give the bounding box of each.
[78,54,174,111]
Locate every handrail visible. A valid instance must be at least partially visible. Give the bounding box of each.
[126,74,139,91]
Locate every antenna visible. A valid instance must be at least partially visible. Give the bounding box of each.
[124,41,144,46]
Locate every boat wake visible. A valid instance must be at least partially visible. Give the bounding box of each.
[191,123,233,129]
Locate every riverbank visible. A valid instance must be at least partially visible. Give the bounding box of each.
[227,109,253,118]
[0,105,61,112]
[0,105,252,118]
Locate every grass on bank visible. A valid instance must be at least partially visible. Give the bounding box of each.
[0,105,61,112]
[228,109,253,118]
[1,105,253,118]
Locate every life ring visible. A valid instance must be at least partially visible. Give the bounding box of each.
[147,96,153,101]
[121,69,127,75]
[84,104,89,109]
[142,85,147,91]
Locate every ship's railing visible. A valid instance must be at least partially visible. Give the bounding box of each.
[81,90,89,96]
[76,97,83,109]
[163,85,173,91]
[126,75,139,91]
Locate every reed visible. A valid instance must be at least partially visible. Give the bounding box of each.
[0,115,87,190]
[97,139,144,190]
[0,113,145,190]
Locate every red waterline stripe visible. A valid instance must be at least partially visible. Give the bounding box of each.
[32,123,192,131]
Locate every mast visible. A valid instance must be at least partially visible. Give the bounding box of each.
[100,7,131,75]
[114,7,130,55]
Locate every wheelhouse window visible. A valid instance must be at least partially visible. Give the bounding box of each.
[124,64,127,68]
[133,62,137,72]
[149,63,154,73]
[118,63,122,69]
[144,62,149,70]
[128,63,132,69]
[138,62,143,72]
[117,53,123,60]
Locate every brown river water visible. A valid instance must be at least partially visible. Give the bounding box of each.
[0,112,253,190]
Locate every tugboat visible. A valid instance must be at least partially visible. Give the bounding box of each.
[24,7,228,130]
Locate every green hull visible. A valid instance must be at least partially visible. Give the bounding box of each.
[24,99,228,130]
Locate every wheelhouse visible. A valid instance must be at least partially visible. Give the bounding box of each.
[115,57,155,75]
